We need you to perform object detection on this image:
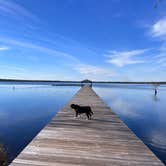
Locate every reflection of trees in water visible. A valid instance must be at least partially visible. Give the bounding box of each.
[153,95,160,102]
[0,143,8,166]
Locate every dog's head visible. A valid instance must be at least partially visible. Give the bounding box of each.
[71,104,80,110]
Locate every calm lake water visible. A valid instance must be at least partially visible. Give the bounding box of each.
[0,83,166,164]
[94,84,166,165]
[0,84,79,163]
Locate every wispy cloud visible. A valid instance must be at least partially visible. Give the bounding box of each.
[0,0,39,22]
[150,17,166,39]
[149,18,166,67]
[0,46,10,51]
[75,64,115,80]
[0,37,80,64]
[75,64,114,75]
[0,64,25,72]
[155,43,166,67]
[105,49,149,67]
[0,64,27,79]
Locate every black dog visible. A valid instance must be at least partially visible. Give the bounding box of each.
[71,104,93,120]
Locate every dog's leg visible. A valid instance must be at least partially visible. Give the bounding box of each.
[89,113,92,120]
[74,112,78,119]
[86,112,90,120]
[78,114,81,119]
[87,110,93,120]
[89,113,93,120]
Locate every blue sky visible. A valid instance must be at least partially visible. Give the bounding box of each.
[0,0,166,81]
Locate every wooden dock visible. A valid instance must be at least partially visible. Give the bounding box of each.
[10,86,164,166]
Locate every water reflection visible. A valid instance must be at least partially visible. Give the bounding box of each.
[111,98,140,118]
[153,94,160,102]
[0,85,79,163]
[94,85,166,164]
[1,83,166,164]
[149,131,166,151]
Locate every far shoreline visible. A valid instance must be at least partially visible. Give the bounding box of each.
[0,79,166,85]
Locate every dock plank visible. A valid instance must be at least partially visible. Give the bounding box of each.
[10,86,164,166]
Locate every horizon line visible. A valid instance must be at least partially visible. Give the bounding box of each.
[0,78,166,84]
